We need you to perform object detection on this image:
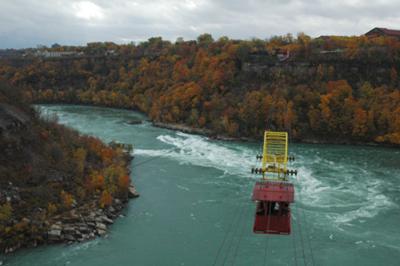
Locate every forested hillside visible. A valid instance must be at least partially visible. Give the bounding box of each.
[1,33,400,145]
[0,82,133,252]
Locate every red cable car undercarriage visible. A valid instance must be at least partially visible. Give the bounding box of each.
[252,181,294,234]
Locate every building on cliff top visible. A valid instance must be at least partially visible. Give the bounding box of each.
[365,27,400,38]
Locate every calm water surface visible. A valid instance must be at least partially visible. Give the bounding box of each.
[2,105,399,266]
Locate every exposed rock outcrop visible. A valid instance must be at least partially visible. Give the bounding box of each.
[0,103,30,135]
[128,185,140,198]
[17,197,132,249]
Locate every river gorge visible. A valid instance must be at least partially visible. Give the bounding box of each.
[1,105,399,266]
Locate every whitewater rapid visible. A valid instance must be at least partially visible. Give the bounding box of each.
[135,131,395,230]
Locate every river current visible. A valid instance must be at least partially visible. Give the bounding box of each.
[2,105,400,266]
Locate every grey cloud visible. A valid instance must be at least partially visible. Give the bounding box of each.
[0,0,400,48]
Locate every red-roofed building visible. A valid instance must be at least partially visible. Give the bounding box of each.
[365,27,400,38]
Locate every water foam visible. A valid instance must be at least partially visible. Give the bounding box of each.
[333,184,394,225]
[137,130,396,229]
[135,132,256,176]
[293,154,395,227]
[294,166,328,205]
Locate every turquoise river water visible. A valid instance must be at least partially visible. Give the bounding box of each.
[1,105,400,266]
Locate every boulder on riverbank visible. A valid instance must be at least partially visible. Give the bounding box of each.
[128,185,140,198]
[43,195,133,245]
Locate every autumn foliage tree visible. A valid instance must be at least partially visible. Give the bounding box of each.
[60,191,74,209]
[1,33,400,145]
[99,190,113,208]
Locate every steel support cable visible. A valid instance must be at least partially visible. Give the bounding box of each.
[230,144,263,266]
[125,150,179,225]
[259,135,271,266]
[297,188,316,266]
[212,201,247,266]
[231,205,251,266]
[294,193,307,266]
[216,143,260,266]
[219,139,263,265]
[220,202,248,266]
[283,172,298,266]
[257,143,272,266]
[292,234,298,266]
[291,205,299,266]
[286,119,306,266]
[131,147,178,168]
[263,201,273,266]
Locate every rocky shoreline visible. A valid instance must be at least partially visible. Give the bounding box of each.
[46,186,139,246]
[152,121,400,148]
[0,94,141,256]
[3,185,139,254]
[152,122,254,142]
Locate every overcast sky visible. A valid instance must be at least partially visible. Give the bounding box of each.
[1,0,400,48]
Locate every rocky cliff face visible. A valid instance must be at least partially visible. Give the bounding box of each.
[241,57,397,87]
[0,103,30,135]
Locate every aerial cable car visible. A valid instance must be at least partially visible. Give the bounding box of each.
[251,131,296,235]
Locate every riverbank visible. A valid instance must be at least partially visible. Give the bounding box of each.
[0,88,141,255]
[5,187,138,253]
[3,154,139,254]
[36,103,399,148]
[152,122,255,142]
[152,121,400,148]
[43,184,139,250]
